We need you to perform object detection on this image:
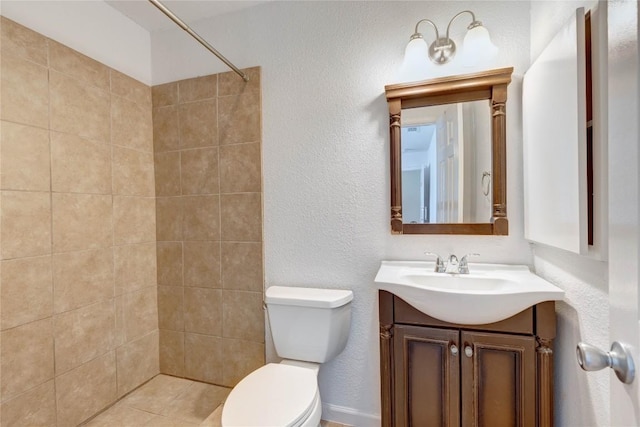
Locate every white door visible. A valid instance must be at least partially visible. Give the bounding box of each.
[436,104,462,222]
[608,0,640,424]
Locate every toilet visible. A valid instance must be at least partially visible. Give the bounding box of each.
[221,286,353,427]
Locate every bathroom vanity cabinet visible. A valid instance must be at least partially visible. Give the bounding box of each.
[379,290,556,427]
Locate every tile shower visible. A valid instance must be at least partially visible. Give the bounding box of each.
[0,17,264,426]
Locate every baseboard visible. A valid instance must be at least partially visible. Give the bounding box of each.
[321,403,381,427]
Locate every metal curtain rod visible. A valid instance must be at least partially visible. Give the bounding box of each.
[147,0,249,82]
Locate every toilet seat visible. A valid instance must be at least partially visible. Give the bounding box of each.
[221,363,320,427]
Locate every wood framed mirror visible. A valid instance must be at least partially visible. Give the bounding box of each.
[385,67,513,235]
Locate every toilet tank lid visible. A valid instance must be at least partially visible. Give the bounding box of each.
[265,286,353,308]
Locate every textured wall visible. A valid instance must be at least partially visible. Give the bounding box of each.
[0,17,159,426]
[152,68,265,387]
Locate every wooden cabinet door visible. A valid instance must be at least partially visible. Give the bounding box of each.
[460,331,536,427]
[394,325,460,427]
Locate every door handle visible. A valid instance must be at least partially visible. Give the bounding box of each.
[576,341,635,384]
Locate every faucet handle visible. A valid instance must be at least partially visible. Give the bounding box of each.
[424,252,446,273]
[458,253,480,274]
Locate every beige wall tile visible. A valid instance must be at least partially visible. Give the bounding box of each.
[51,131,112,194]
[184,241,221,288]
[1,54,49,128]
[112,95,153,152]
[0,121,50,191]
[114,295,125,348]
[48,40,110,91]
[114,242,156,295]
[219,142,261,193]
[179,100,217,149]
[152,82,178,108]
[158,286,184,331]
[156,197,183,241]
[0,380,56,427]
[160,382,229,424]
[116,331,159,397]
[0,17,48,66]
[157,242,183,286]
[53,300,115,374]
[112,146,155,196]
[153,107,180,153]
[178,75,217,104]
[53,248,114,314]
[55,351,117,427]
[124,286,158,341]
[181,147,219,195]
[221,242,263,292]
[222,290,264,342]
[160,330,185,377]
[183,195,220,241]
[155,151,181,197]
[113,196,156,245]
[1,256,53,330]
[84,403,156,427]
[184,333,223,384]
[184,287,221,336]
[1,318,54,400]
[1,191,51,259]
[49,71,110,143]
[222,338,265,387]
[110,69,152,107]
[218,67,261,97]
[218,90,260,145]
[52,193,112,252]
[220,193,262,242]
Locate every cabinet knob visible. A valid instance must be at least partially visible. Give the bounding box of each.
[450,344,458,355]
[465,346,473,358]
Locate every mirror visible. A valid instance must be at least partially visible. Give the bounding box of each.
[385,67,513,235]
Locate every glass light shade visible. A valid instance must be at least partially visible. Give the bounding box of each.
[461,25,498,67]
[397,37,433,82]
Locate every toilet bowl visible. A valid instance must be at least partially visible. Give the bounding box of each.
[221,286,353,427]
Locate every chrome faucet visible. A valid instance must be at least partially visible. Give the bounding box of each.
[458,253,480,274]
[425,251,480,274]
[445,254,459,274]
[424,252,446,273]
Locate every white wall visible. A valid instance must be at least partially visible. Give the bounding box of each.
[529,1,610,426]
[0,0,152,84]
[151,2,532,423]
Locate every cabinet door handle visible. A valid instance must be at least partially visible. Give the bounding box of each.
[465,346,473,358]
[450,344,458,355]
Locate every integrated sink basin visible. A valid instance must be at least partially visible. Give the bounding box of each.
[375,261,565,325]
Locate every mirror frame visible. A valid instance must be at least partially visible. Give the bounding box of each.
[385,67,513,235]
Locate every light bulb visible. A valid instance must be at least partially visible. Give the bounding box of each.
[397,36,433,82]
[461,25,498,67]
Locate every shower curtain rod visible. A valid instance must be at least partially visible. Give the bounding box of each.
[147,0,249,82]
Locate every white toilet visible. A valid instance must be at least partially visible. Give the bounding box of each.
[221,286,353,427]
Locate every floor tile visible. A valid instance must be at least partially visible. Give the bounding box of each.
[143,414,200,426]
[83,403,156,426]
[119,375,193,414]
[161,382,229,424]
[199,404,222,426]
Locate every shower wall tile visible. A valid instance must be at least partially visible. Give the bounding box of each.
[0,16,48,66]
[159,330,185,377]
[0,380,56,427]
[183,195,220,241]
[53,299,115,375]
[114,242,157,295]
[183,287,222,336]
[222,290,265,342]
[158,286,184,331]
[111,69,152,106]
[0,318,54,400]
[218,67,261,97]
[1,190,52,259]
[179,100,217,149]
[52,193,113,252]
[154,151,182,196]
[116,331,159,397]
[112,95,153,152]
[49,71,110,143]
[183,241,221,288]
[221,242,263,292]
[219,142,261,193]
[218,90,261,145]
[123,286,158,341]
[48,40,110,91]
[53,248,114,313]
[156,197,183,241]
[1,256,53,330]
[181,147,219,195]
[220,193,262,242]
[0,121,50,191]
[152,82,178,108]
[178,75,217,104]
[184,333,223,384]
[157,242,183,286]
[222,338,265,387]
[0,54,49,128]
[112,146,155,196]
[153,106,180,152]
[55,352,117,427]
[50,131,112,194]
[113,196,156,245]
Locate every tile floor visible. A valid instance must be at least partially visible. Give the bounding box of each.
[82,374,349,427]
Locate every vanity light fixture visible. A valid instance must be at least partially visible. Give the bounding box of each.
[404,10,498,67]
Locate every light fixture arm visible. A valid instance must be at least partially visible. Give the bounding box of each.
[411,18,441,41]
[445,10,482,39]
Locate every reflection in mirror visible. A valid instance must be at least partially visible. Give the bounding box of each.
[400,101,492,224]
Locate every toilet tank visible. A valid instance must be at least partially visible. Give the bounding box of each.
[265,286,353,363]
